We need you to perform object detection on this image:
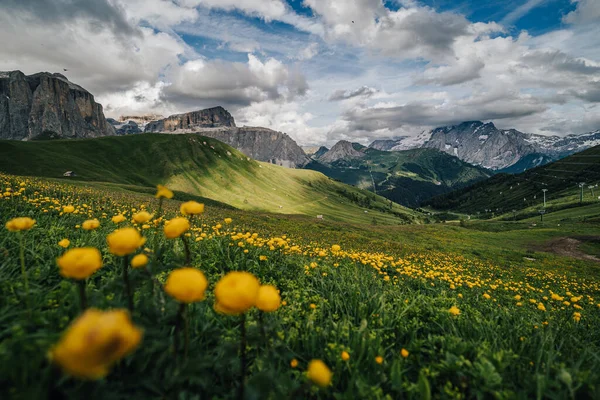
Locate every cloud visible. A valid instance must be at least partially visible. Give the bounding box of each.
[0,0,138,36]
[501,0,548,26]
[162,54,309,109]
[329,86,378,101]
[563,0,600,25]
[181,0,288,21]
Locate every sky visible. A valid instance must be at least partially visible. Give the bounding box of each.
[0,0,599,146]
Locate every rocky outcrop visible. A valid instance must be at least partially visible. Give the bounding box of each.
[0,70,115,140]
[145,107,310,168]
[107,118,142,135]
[144,106,235,132]
[313,146,329,159]
[422,121,535,170]
[319,140,365,164]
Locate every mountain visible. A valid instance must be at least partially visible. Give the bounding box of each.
[145,106,310,168]
[0,70,115,140]
[313,146,329,159]
[368,121,600,171]
[0,134,418,224]
[319,140,365,163]
[425,145,600,216]
[107,119,142,135]
[307,144,492,207]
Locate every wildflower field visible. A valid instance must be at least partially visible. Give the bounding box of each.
[2,172,600,399]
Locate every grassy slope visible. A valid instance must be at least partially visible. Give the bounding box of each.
[307,148,491,207]
[426,145,600,217]
[0,134,417,225]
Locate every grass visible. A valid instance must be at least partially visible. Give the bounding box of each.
[0,134,417,225]
[2,173,600,399]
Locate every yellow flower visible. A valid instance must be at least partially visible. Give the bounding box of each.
[58,239,70,248]
[331,244,341,252]
[82,219,100,231]
[107,228,146,256]
[130,254,149,269]
[259,255,268,261]
[164,268,208,303]
[290,358,298,368]
[310,303,317,310]
[537,303,546,312]
[224,218,233,224]
[573,312,581,322]
[514,295,522,301]
[375,356,383,364]
[57,248,103,280]
[180,201,204,216]
[111,214,126,224]
[401,348,409,358]
[255,285,281,312]
[214,271,260,315]
[307,359,332,387]
[164,217,190,239]
[63,205,75,213]
[155,185,173,199]
[5,217,36,232]
[50,309,142,379]
[132,211,152,224]
[483,293,491,300]
[449,306,460,316]
[341,351,350,361]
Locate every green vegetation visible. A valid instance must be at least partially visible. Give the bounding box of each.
[426,145,600,218]
[1,173,600,399]
[307,148,491,207]
[0,134,417,225]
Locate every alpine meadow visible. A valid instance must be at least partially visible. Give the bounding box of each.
[1,0,600,399]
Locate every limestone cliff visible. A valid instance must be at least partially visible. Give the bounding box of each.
[0,71,115,140]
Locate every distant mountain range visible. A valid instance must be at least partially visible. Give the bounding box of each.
[369,121,600,171]
[307,140,492,207]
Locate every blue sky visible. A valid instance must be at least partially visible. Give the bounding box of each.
[0,0,598,146]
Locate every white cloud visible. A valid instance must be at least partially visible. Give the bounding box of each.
[501,0,548,26]
[563,0,600,25]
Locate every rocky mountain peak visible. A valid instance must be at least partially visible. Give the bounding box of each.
[0,70,115,140]
[144,106,236,132]
[319,140,366,163]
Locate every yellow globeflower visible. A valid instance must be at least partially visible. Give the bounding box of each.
[214,271,260,315]
[375,356,383,364]
[331,244,341,252]
[5,217,36,232]
[155,185,173,199]
[130,254,149,269]
[449,306,461,316]
[180,201,204,216]
[58,239,70,248]
[63,205,75,213]
[106,228,146,256]
[57,248,103,280]
[165,268,208,303]
[341,351,350,361]
[255,285,281,312]
[307,359,332,387]
[50,309,142,379]
[401,348,409,358]
[112,214,126,224]
[164,217,190,239]
[290,358,299,368]
[82,219,100,231]
[224,218,233,224]
[132,211,152,224]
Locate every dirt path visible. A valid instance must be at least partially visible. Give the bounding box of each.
[542,237,600,262]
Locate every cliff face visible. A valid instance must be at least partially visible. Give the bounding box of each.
[145,107,310,168]
[0,71,115,140]
[144,106,236,132]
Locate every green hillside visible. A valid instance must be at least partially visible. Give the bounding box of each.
[426,145,600,219]
[0,134,418,225]
[306,148,492,207]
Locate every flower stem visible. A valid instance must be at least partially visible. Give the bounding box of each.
[181,236,191,265]
[77,279,87,311]
[174,302,186,365]
[238,314,247,400]
[19,233,30,314]
[122,256,133,312]
[184,304,190,362]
